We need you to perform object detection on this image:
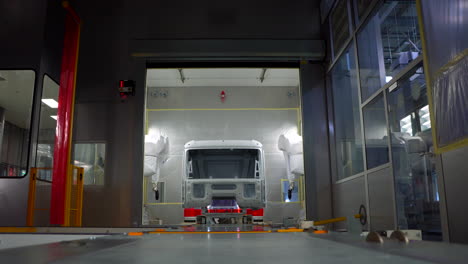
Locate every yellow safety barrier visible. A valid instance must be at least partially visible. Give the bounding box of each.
[26,165,84,227]
[313,214,361,226]
[277,228,304,233]
[0,227,37,233]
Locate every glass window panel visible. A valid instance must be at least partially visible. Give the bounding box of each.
[363,94,389,169]
[355,0,372,22]
[187,149,259,179]
[386,67,441,241]
[331,44,364,180]
[73,143,106,185]
[36,75,59,181]
[418,105,431,131]
[331,0,351,56]
[283,180,299,203]
[357,0,421,100]
[0,70,35,177]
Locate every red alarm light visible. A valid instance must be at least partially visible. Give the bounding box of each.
[119,80,135,99]
[220,90,226,103]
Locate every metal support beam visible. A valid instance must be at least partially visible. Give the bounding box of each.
[50,2,80,225]
[130,39,325,61]
[300,63,333,221]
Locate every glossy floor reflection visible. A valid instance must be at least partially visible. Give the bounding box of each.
[2,232,468,263]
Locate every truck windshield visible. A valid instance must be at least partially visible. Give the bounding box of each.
[187,149,259,179]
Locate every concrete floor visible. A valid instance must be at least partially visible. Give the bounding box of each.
[0,234,104,250]
[1,232,467,263]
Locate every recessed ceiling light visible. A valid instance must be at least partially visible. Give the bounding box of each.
[42,99,58,108]
[50,115,58,120]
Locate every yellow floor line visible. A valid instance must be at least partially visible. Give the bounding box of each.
[0,227,37,233]
[276,228,304,233]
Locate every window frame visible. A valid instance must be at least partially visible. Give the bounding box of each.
[330,0,354,60]
[362,92,391,170]
[355,0,423,104]
[0,68,38,178]
[35,73,60,175]
[72,141,107,186]
[329,41,365,181]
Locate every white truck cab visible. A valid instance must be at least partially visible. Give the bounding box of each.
[182,140,266,211]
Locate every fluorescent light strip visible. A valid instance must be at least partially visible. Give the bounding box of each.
[42,99,58,108]
[50,115,57,120]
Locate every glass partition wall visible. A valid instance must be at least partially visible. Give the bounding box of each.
[36,75,59,181]
[327,0,441,240]
[387,67,440,240]
[330,44,364,180]
[357,0,421,101]
[0,70,35,177]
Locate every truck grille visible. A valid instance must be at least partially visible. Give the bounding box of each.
[211,184,237,190]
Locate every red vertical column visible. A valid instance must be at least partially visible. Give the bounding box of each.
[50,2,80,225]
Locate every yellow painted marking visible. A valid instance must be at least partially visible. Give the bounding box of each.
[128,232,144,236]
[277,228,304,232]
[145,110,149,135]
[143,176,148,205]
[75,167,84,227]
[302,176,305,202]
[312,215,361,226]
[433,48,468,79]
[416,0,439,153]
[314,217,347,226]
[313,230,328,234]
[416,0,468,154]
[437,139,468,153]
[146,203,183,205]
[26,168,37,227]
[0,227,37,233]
[63,165,72,226]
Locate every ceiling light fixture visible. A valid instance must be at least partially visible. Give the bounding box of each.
[50,115,58,120]
[42,99,59,108]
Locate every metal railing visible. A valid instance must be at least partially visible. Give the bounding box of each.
[27,165,84,227]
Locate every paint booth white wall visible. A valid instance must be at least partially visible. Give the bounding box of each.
[144,84,304,224]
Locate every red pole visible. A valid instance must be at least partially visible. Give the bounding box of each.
[50,2,80,225]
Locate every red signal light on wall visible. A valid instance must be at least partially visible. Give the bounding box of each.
[220,90,226,103]
[119,80,135,99]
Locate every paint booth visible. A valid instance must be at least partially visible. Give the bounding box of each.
[142,68,305,225]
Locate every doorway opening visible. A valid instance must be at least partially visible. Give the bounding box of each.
[142,67,305,226]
